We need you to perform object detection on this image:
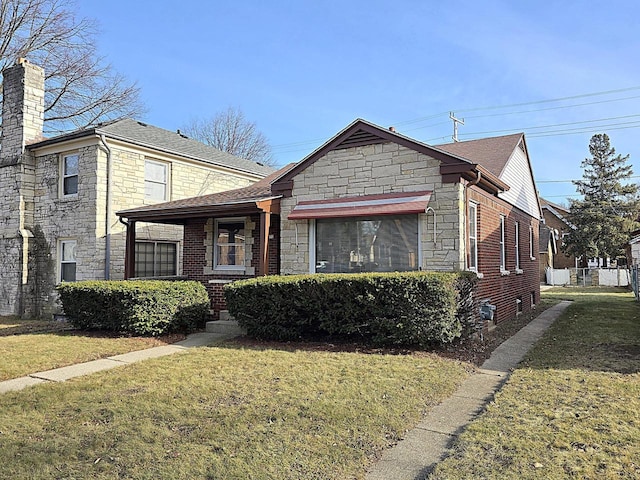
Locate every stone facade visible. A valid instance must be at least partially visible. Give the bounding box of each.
[278,136,540,326]
[0,60,44,317]
[19,139,257,317]
[280,143,465,274]
[0,60,262,318]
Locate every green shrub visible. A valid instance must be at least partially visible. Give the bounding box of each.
[57,280,209,336]
[224,272,477,347]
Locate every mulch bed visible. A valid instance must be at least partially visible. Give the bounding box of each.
[227,306,545,367]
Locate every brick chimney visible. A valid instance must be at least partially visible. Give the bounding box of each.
[1,58,45,166]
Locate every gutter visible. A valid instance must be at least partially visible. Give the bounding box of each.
[99,134,113,280]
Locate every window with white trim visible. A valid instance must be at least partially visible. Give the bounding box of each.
[314,215,419,273]
[135,241,177,277]
[59,239,77,282]
[515,221,521,271]
[61,154,79,197]
[215,218,246,270]
[468,202,478,271]
[500,215,506,271]
[145,159,169,201]
[529,225,535,259]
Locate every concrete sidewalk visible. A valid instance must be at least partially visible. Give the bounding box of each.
[366,300,572,480]
[0,331,235,395]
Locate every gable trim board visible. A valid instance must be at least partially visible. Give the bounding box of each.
[272,119,510,197]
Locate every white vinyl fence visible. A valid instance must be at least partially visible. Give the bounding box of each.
[545,267,630,287]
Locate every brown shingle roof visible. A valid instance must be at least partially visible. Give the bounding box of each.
[435,133,524,178]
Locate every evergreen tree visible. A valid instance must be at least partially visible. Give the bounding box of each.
[563,134,640,264]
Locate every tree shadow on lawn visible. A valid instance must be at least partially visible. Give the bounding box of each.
[0,316,185,343]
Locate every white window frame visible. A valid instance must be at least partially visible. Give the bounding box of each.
[134,241,179,277]
[144,159,170,202]
[214,217,247,271]
[60,153,79,198]
[529,225,536,260]
[468,202,478,272]
[515,221,522,273]
[58,239,77,282]
[309,215,422,274]
[500,215,509,275]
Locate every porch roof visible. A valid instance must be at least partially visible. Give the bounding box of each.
[116,165,294,223]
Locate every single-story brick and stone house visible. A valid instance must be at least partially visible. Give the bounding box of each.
[117,119,542,326]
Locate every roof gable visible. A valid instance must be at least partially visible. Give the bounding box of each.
[436,133,523,178]
[272,119,508,195]
[439,133,542,219]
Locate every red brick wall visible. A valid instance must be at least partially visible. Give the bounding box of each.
[183,214,280,319]
[469,186,540,325]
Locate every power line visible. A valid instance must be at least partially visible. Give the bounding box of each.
[538,175,640,183]
[271,87,640,154]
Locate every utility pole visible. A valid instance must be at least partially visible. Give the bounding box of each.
[449,112,464,142]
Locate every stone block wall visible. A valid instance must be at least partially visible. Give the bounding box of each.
[280,142,465,274]
[20,138,259,316]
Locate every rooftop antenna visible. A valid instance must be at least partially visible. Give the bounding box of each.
[449,112,464,142]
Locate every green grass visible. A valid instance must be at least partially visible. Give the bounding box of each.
[431,287,640,479]
[0,317,183,381]
[0,343,471,479]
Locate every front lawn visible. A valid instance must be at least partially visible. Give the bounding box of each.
[0,344,471,479]
[0,317,184,381]
[430,287,640,479]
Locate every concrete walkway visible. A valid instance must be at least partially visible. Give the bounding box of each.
[366,300,572,480]
[0,331,234,395]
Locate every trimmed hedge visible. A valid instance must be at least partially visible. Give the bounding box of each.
[57,280,209,336]
[224,272,478,347]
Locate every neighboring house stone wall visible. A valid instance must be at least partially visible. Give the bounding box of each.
[280,143,465,274]
[22,139,258,317]
[469,186,540,323]
[0,60,44,316]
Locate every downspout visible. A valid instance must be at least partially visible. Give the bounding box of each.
[99,135,113,280]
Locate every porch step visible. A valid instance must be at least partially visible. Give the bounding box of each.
[219,310,234,321]
[205,320,246,336]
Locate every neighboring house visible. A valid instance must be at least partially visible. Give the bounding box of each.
[0,59,272,318]
[539,197,580,268]
[539,225,559,282]
[627,229,640,266]
[118,119,542,326]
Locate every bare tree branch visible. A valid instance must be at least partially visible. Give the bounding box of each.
[182,107,275,166]
[0,0,145,135]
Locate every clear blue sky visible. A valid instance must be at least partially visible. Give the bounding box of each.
[77,0,640,207]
